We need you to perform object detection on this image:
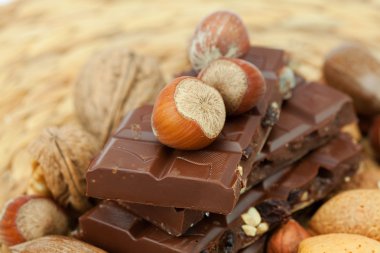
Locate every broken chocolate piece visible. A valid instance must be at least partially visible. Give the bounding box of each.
[80,133,361,253]
[248,82,357,187]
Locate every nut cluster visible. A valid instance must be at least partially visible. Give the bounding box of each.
[152,11,268,150]
[241,207,269,237]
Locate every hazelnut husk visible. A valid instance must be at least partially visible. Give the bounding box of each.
[267,219,310,253]
[28,125,100,213]
[323,43,380,116]
[74,47,165,145]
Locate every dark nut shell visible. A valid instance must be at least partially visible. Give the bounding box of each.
[323,43,380,116]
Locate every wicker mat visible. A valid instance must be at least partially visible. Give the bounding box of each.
[1,0,380,209]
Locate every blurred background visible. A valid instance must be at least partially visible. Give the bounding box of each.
[1,0,380,209]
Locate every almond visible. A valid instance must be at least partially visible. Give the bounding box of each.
[309,189,380,240]
[298,233,380,253]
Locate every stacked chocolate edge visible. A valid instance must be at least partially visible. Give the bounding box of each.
[78,46,361,253]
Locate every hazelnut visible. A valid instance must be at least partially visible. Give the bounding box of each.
[309,189,380,241]
[189,11,250,71]
[267,219,310,253]
[152,76,226,150]
[369,115,380,156]
[0,196,69,246]
[323,43,380,116]
[298,233,380,253]
[198,58,266,115]
[7,235,106,253]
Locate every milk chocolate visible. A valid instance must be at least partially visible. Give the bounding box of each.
[80,133,361,253]
[86,46,286,214]
[119,82,356,236]
[247,82,357,187]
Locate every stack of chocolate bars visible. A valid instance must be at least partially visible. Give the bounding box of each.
[78,46,361,253]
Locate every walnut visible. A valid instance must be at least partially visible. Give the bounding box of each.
[28,125,100,213]
[7,236,106,253]
[74,47,165,144]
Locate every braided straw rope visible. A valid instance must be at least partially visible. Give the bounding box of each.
[1,0,380,209]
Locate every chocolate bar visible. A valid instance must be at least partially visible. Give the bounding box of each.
[119,82,356,236]
[117,202,205,236]
[239,236,266,253]
[247,82,357,187]
[79,133,361,253]
[86,46,286,214]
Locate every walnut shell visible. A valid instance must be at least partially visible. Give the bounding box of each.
[309,189,380,241]
[7,236,106,253]
[29,125,100,213]
[74,47,165,144]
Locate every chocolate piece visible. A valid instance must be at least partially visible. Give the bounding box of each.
[247,82,356,187]
[80,133,361,253]
[119,82,356,236]
[86,46,286,214]
[117,202,205,236]
[239,236,267,253]
[80,195,289,253]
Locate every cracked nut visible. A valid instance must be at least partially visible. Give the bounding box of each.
[152,76,226,150]
[75,47,165,144]
[199,58,267,115]
[323,43,380,116]
[310,189,380,241]
[267,219,310,253]
[29,125,100,213]
[0,196,69,246]
[189,11,250,71]
[7,235,106,253]
[298,233,380,253]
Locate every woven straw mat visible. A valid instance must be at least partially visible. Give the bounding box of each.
[1,0,380,210]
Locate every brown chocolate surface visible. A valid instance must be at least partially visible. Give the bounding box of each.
[79,133,361,253]
[239,236,266,253]
[86,46,285,214]
[247,82,357,187]
[118,82,356,236]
